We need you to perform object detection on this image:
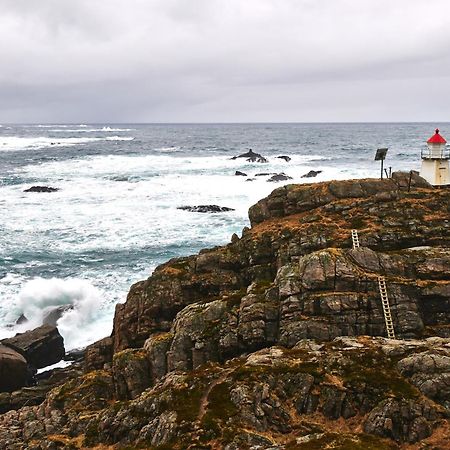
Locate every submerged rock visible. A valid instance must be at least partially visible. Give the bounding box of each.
[15,314,28,325]
[231,149,268,163]
[267,172,293,182]
[235,170,247,176]
[301,170,322,178]
[177,205,235,213]
[277,155,291,162]
[42,305,73,327]
[23,186,59,193]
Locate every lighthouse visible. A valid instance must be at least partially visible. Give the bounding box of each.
[420,128,450,186]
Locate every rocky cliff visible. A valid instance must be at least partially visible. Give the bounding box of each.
[1,172,450,449]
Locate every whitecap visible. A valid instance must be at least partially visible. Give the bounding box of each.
[0,136,134,151]
[9,277,109,350]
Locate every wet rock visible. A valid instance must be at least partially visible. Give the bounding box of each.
[0,345,27,392]
[42,305,73,327]
[301,170,322,178]
[15,314,28,325]
[231,149,268,163]
[267,173,293,182]
[23,186,59,193]
[255,172,277,177]
[177,205,235,213]
[2,325,65,369]
[277,155,291,162]
[235,171,247,176]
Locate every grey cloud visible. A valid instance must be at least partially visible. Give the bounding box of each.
[0,0,450,122]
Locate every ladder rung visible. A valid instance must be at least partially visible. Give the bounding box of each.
[378,276,396,340]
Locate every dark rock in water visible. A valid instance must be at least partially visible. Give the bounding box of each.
[231,149,268,163]
[42,305,73,327]
[177,205,235,213]
[301,170,322,178]
[64,347,86,362]
[0,344,27,393]
[24,186,59,193]
[267,173,293,182]
[235,171,247,176]
[245,178,256,182]
[1,325,65,369]
[277,155,291,162]
[15,314,28,325]
[255,172,277,177]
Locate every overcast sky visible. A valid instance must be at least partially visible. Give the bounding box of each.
[1,0,450,123]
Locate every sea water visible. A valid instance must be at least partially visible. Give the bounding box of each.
[0,123,444,350]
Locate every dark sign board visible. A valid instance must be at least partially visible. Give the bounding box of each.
[375,148,388,161]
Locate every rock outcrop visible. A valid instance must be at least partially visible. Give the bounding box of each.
[2,325,65,369]
[1,173,450,449]
[177,205,235,213]
[231,149,268,163]
[0,345,27,393]
[23,186,59,193]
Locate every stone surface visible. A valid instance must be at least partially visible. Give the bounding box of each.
[267,173,293,182]
[177,205,235,213]
[0,345,27,393]
[231,149,268,163]
[23,186,59,193]
[2,325,64,369]
[301,169,322,178]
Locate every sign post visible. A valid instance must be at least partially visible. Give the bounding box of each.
[375,148,388,179]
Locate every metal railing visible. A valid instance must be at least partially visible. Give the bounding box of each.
[421,148,450,159]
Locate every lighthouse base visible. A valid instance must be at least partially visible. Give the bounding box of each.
[420,159,450,186]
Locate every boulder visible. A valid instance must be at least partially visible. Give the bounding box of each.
[235,171,247,176]
[84,337,113,372]
[112,349,151,400]
[0,345,27,392]
[15,314,28,325]
[277,155,291,162]
[23,186,59,193]
[42,305,73,327]
[301,170,322,178]
[267,173,293,182]
[177,205,234,213]
[231,149,268,163]
[2,325,65,369]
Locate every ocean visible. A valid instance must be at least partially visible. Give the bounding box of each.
[0,123,445,350]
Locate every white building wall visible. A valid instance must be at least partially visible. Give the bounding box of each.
[420,159,450,185]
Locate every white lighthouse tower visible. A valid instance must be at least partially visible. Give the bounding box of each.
[420,128,450,186]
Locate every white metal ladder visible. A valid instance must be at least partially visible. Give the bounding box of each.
[351,229,360,249]
[378,276,396,339]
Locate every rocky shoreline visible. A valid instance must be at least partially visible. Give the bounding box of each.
[1,172,450,449]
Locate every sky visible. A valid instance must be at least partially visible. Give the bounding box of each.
[1,0,450,123]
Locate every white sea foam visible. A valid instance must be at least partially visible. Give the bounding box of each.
[48,127,135,133]
[5,277,110,350]
[0,136,134,151]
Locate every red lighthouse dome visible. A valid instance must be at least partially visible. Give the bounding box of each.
[427,128,447,144]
